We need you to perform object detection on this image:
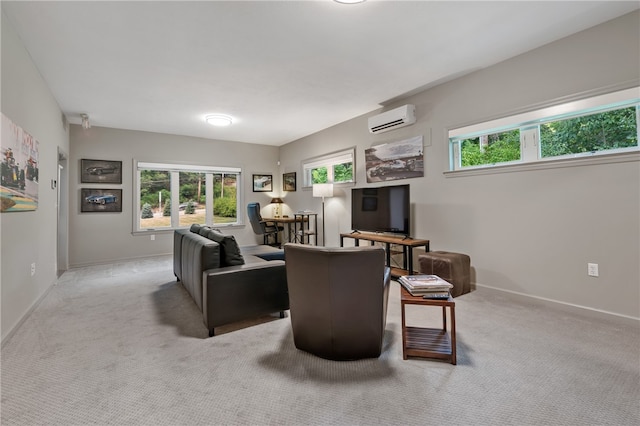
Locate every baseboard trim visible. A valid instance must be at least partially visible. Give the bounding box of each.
[68,252,172,269]
[1,280,56,348]
[475,283,639,324]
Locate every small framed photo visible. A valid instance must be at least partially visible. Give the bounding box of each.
[81,159,122,184]
[81,188,123,213]
[283,172,296,192]
[252,174,273,192]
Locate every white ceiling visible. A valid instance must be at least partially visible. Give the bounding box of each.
[3,1,638,146]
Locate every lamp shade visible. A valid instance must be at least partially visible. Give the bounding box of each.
[312,183,334,198]
[270,197,284,204]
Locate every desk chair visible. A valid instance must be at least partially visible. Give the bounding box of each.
[247,202,283,246]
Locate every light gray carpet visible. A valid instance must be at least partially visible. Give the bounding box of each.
[1,255,639,426]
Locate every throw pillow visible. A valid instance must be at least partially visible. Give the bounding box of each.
[190,224,202,233]
[206,229,245,266]
[198,226,212,237]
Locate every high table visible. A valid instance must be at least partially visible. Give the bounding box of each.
[263,216,315,244]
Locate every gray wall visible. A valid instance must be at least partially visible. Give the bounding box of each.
[69,126,282,267]
[1,11,70,341]
[279,11,640,319]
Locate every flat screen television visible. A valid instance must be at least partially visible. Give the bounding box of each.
[351,184,410,236]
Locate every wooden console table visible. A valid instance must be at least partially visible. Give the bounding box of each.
[339,232,429,277]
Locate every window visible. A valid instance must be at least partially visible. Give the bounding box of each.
[449,87,640,172]
[135,161,241,232]
[302,148,355,187]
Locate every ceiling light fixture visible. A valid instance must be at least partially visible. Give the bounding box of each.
[81,114,91,129]
[334,0,366,4]
[205,114,233,127]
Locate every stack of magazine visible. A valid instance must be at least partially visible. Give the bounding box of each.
[399,274,453,299]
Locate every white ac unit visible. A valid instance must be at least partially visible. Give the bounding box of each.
[367,104,416,134]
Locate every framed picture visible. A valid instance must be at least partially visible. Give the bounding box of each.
[252,174,273,192]
[283,172,296,192]
[81,188,123,213]
[81,159,122,184]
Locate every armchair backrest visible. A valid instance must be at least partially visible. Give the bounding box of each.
[284,243,391,360]
[247,202,265,235]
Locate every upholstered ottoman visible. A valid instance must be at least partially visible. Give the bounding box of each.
[418,251,471,298]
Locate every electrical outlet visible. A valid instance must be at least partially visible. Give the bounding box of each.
[31,263,36,276]
[588,263,599,277]
[150,234,155,241]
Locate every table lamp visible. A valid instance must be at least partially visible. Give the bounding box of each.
[270,197,284,218]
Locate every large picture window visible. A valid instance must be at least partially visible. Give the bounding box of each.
[302,148,355,187]
[448,87,639,172]
[134,161,241,232]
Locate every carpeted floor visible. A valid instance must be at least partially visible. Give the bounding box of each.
[1,255,639,425]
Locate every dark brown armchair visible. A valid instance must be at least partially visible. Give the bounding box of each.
[283,243,391,360]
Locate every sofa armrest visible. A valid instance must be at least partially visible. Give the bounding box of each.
[173,228,191,281]
[202,261,289,330]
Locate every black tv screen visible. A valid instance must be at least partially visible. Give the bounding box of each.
[351,184,410,236]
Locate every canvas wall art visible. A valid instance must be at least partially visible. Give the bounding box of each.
[1,113,39,212]
[365,135,424,183]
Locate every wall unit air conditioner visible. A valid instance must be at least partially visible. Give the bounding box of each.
[367,104,416,134]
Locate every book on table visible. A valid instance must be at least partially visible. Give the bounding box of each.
[422,291,451,299]
[399,275,453,296]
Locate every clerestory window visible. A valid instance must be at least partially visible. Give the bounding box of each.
[448,87,639,172]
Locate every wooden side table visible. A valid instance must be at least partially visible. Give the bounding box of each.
[400,285,456,364]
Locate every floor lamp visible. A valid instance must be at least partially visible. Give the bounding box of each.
[313,183,334,246]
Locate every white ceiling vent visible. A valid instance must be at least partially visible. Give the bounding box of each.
[368,104,416,134]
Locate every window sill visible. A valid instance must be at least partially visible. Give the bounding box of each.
[444,150,640,178]
[132,223,244,235]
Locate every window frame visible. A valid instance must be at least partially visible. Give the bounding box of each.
[301,147,356,188]
[447,87,640,175]
[133,160,242,233]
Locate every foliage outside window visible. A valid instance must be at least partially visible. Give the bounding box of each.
[303,148,355,187]
[449,88,640,171]
[178,172,205,228]
[135,162,241,232]
[539,107,638,158]
[460,129,521,167]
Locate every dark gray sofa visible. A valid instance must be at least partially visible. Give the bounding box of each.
[174,224,289,337]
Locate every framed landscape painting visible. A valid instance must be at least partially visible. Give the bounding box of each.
[81,159,122,184]
[81,188,123,213]
[283,172,296,192]
[252,174,273,192]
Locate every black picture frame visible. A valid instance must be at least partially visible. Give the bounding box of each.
[283,172,296,192]
[252,174,273,192]
[81,159,122,184]
[81,188,123,213]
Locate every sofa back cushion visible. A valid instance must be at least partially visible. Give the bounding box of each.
[180,232,221,310]
[206,229,245,266]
